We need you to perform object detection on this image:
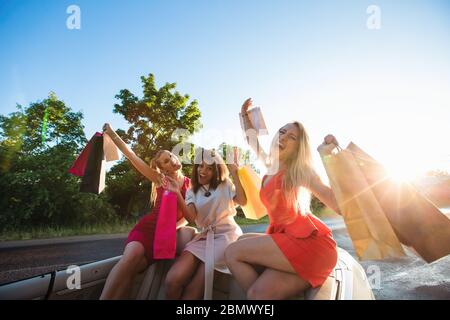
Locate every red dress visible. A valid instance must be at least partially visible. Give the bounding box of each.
[260,171,338,288]
[125,177,190,264]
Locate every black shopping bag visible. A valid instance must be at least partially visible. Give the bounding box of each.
[80,133,106,194]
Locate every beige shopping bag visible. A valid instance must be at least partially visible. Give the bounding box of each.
[103,133,120,161]
[347,143,450,263]
[321,144,405,260]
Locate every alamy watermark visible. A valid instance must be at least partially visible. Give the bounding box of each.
[367,5,381,30]
[66,265,81,290]
[366,265,381,290]
[170,127,281,174]
[66,5,81,30]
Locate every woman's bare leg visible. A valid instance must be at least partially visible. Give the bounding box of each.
[164,251,200,299]
[247,268,310,300]
[180,262,206,300]
[225,235,296,292]
[100,241,148,300]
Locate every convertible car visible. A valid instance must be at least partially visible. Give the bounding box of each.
[0,230,375,300]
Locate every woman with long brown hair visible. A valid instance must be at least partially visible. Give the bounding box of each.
[164,148,247,300]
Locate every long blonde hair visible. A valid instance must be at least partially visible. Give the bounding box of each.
[269,122,316,215]
[149,150,168,206]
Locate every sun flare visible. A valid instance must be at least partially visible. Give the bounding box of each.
[384,158,424,183]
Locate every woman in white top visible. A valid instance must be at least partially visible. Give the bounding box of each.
[164,148,247,300]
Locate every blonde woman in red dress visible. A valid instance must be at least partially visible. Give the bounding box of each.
[225,98,341,300]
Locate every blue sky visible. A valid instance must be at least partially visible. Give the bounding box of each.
[1,0,449,179]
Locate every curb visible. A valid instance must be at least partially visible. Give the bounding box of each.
[0,233,128,250]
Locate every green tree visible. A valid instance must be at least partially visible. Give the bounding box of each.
[113,74,201,161]
[0,93,115,231]
[109,74,202,217]
[106,160,152,219]
[0,105,26,173]
[310,195,325,215]
[217,142,258,173]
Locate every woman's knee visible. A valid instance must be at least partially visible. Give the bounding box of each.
[176,227,196,255]
[224,242,242,265]
[165,267,184,290]
[247,284,274,300]
[121,242,146,270]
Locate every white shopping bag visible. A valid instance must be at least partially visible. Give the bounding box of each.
[240,107,268,136]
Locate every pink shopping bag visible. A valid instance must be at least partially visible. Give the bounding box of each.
[153,191,178,259]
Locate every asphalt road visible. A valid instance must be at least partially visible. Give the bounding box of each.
[0,238,127,286]
[332,228,450,300]
[1,219,449,299]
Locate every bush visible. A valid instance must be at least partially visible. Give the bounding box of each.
[0,144,117,231]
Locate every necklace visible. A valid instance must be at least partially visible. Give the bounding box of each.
[201,185,211,197]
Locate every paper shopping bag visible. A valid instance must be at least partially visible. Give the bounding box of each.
[240,107,268,136]
[321,144,405,260]
[68,133,100,177]
[79,133,106,194]
[237,166,268,220]
[153,191,178,259]
[103,133,120,161]
[347,143,450,263]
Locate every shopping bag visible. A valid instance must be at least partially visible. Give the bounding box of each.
[153,191,178,259]
[103,133,120,161]
[79,133,106,194]
[240,107,268,136]
[68,133,99,177]
[321,143,405,260]
[347,143,450,263]
[237,165,268,220]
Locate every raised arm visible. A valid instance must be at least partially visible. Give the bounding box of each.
[228,164,247,207]
[309,173,341,215]
[311,134,342,215]
[240,98,269,168]
[103,123,163,185]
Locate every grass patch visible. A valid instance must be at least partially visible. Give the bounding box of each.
[234,214,270,225]
[313,207,341,219]
[0,220,138,242]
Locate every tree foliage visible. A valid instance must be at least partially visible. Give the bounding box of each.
[113,74,201,163]
[108,74,202,217]
[0,93,115,231]
[0,73,204,230]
